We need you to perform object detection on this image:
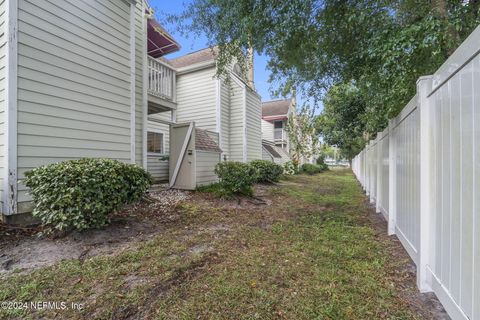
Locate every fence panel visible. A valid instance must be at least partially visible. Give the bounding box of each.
[351,25,480,320]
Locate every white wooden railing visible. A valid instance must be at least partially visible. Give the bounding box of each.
[274,128,287,141]
[148,56,176,101]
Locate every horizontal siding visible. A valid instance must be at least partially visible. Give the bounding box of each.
[261,119,274,142]
[196,151,220,186]
[262,147,273,161]
[220,79,230,156]
[246,89,262,161]
[16,0,133,204]
[0,0,5,211]
[175,68,217,131]
[228,81,244,162]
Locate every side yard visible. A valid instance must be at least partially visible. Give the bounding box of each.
[0,170,446,319]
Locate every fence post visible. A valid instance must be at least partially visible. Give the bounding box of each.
[388,120,396,235]
[417,75,434,293]
[376,134,382,213]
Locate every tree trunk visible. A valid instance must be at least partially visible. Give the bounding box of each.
[431,0,460,56]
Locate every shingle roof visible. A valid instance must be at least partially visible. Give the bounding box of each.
[195,129,222,153]
[262,99,292,118]
[168,47,218,69]
[262,140,281,158]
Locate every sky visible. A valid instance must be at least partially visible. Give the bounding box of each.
[149,0,287,103]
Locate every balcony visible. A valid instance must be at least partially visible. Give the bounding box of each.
[148,56,176,113]
[274,128,287,142]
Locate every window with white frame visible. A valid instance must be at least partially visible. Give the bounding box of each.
[147,131,164,154]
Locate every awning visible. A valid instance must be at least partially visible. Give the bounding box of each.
[147,18,180,58]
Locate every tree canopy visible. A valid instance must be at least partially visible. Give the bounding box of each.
[170,0,480,156]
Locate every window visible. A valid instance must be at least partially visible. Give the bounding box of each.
[147,131,164,154]
[274,121,283,129]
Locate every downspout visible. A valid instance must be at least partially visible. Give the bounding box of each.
[130,1,136,164]
[4,0,18,216]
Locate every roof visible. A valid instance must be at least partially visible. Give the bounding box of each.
[168,47,218,68]
[195,129,222,153]
[147,18,180,57]
[262,99,292,118]
[262,140,281,158]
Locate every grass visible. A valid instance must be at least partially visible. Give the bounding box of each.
[0,169,417,319]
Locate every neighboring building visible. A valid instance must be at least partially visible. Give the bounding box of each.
[146,47,263,184]
[261,99,293,150]
[261,99,293,164]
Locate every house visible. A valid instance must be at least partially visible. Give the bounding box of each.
[261,99,293,164]
[0,0,199,223]
[146,47,263,185]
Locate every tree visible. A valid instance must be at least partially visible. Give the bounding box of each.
[315,83,366,161]
[169,0,480,151]
[286,104,320,167]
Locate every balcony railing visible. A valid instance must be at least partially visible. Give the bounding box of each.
[148,56,176,102]
[274,128,287,142]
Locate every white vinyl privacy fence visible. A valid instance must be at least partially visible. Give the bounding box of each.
[352,26,480,320]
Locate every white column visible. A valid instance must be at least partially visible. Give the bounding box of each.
[388,119,396,236]
[417,75,434,292]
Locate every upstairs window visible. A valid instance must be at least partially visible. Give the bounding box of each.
[147,131,164,154]
[274,121,283,129]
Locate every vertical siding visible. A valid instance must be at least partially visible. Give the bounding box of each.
[147,112,170,182]
[245,88,261,161]
[16,0,134,210]
[196,151,220,186]
[228,80,244,162]
[175,68,217,131]
[0,0,6,211]
[261,119,274,142]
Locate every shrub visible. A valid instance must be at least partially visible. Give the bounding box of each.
[214,161,257,196]
[300,163,324,175]
[24,158,152,232]
[316,155,329,171]
[250,160,284,183]
[283,161,298,175]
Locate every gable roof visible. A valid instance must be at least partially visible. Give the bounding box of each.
[195,129,222,153]
[168,47,218,69]
[262,99,292,118]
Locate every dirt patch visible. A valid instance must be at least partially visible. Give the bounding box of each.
[362,199,450,320]
[0,189,191,276]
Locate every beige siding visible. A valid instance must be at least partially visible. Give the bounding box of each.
[245,88,262,161]
[16,0,138,209]
[0,0,6,210]
[220,79,230,156]
[147,112,170,182]
[175,67,217,131]
[228,80,245,162]
[196,151,219,186]
[261,119,274,142]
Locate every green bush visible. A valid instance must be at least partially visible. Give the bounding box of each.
[316,155,329,171]
[299,163,324,175]
[214,161,257,196]
[24,158,152,232]
[250,160,284,183]
[283,161,298,175]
